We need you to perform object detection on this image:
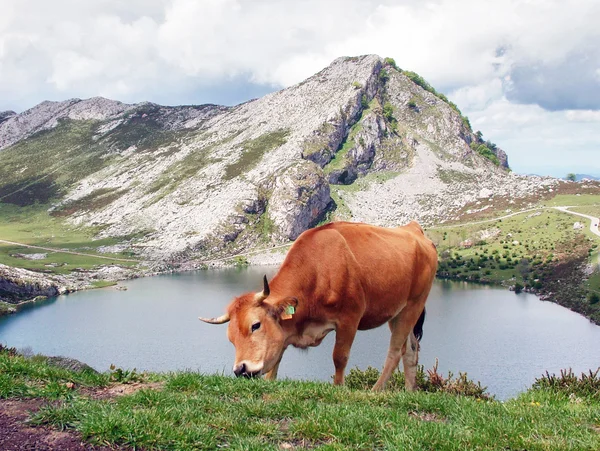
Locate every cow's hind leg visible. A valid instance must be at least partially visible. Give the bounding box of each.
[402,331,419,391]
[372,304,424,392]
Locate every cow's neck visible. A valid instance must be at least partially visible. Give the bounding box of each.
[282,319,335,350]
[268,269,335,348]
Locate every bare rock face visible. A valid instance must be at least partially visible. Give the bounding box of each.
[269,161,331,240]
[0,97,134,149]
[493,146,509,168]
[0,110,16,125]
[301,121,345,167]
[328,111,386,184]
[0,264,61,302]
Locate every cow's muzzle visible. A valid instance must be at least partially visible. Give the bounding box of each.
[233,363,261,378]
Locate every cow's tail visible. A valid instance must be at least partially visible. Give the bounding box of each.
[413,308,426,342]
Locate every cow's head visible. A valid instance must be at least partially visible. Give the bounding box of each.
[199,275,297,378]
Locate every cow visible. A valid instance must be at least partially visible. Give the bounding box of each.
[199,221,438,391]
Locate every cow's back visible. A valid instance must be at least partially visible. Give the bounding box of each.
[283,221,437,330]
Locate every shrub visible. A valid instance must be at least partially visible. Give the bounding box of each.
[0,343,18,356]
[470,141,500,166]
[589,293,600,304]
[346,360,491,399]
[532,368,600,400]
[346,362,488,398]
[383,102,394,121]
[361,94,369,109]
[383,57,400,71]
[109,364,144,383]
[379,68,389,83]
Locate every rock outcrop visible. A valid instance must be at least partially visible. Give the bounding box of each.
[0,264,62,302]
[269,161,332,240]
[0,110,16,125]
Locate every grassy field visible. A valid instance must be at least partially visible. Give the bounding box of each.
[542,194,600,208]
[1,347,599,450]
[428,208,589,281]
[0,203,139,275]
[426,197,600,322]
[568,206,600,219]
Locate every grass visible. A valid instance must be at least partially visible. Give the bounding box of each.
[223,130,289,181]
[1,348,599,450]
[427,201,600,322]
[0,119,118,207]
[0,203,139,274]
[90,280,118,288]
[567,206,600,218]
[50,188,129,217]
[427,210,584,283]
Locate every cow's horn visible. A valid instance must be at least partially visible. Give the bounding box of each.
[263,275,270,297]
[198,313,230,324]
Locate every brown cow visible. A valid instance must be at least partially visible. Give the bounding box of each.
[199,221,438,391]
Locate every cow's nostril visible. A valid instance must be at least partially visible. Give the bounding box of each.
[234,363,246,377]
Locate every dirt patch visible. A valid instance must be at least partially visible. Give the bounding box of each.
[0,399,119,451]
[81,381,164,400]
[408,410,447,423]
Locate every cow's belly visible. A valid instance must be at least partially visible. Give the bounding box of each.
[358,297,407,330]
[357,314,394,331]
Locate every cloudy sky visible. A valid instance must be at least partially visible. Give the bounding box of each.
[1,0,599,177]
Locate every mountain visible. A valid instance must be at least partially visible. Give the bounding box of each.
[575,174,599,181]
[0,55,556,265]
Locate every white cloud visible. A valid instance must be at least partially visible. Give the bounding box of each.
[464,98,600,176]
[0,0,599,175]
[566,110,600,122]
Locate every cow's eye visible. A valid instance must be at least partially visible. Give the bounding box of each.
[251,322,261,332]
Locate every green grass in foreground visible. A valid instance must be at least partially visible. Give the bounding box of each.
[1,348,599,450]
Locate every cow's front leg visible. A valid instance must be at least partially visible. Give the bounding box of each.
[263,353,283,381]
[332,326,358,385]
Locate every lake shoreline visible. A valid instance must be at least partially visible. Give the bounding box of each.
[2,245,598,327]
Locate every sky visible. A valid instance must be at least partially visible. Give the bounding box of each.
[1,0,599,177]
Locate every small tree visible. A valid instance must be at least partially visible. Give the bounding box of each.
[566,173,577,182]
[378,69,389,83]
[383,102,394,122]
[361,94,369,109]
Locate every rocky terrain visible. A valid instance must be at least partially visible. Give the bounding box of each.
[0,263,137,314]
[0,55,558,269]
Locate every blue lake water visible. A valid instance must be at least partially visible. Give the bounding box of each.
[1,267,599,400]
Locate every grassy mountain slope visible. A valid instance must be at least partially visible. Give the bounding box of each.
[0,55,533,267]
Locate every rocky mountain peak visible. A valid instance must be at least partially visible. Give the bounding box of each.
[0,55,556,265]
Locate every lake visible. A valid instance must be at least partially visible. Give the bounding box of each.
[1,267,599,400]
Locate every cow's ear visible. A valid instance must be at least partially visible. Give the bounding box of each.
[274,297,298,321]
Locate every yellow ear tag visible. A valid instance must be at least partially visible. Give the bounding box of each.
[281,305,295,320]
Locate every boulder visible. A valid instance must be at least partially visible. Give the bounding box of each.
[45,356,99,373]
